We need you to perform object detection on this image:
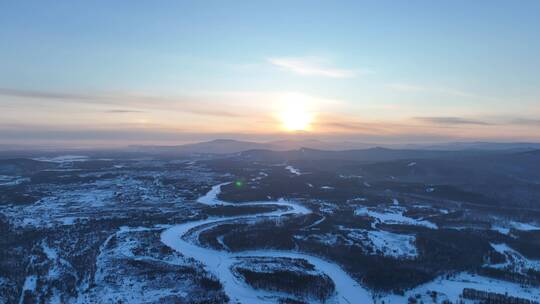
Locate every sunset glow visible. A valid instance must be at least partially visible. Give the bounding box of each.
[0,1,538,147]
[279,104,313,132]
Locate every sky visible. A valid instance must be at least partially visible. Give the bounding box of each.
[0,0,539,147]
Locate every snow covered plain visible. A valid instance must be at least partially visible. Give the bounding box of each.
[4,155,540,304]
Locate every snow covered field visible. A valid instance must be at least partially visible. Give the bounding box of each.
[492,220,540,235]
[488,243,540,273]
[32,155,89,163]
[348,230,418,258]
[355,206,438,229]
[0,175,29,186]
[285,165,302,175]
[3,154,540,304]
[378,272,540,303]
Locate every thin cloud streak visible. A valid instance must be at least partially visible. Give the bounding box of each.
[510,118,540,126]
[0,88,247,118]
[105,109,145,113]
[415,116,540,128]
[0,87,95,100]
[1,119,539,148]
[414,116,493,126]
[268,57,357,78]
[318,121,389,133]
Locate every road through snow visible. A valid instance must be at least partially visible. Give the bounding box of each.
[161,182,373,304]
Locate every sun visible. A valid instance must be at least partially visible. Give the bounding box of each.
[279,103,313,131]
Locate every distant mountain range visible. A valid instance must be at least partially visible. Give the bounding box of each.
[238,147,511,163]
[405,142,540,151]
[128,139,540,155]
[128,139,376,155]
[1,139,539,159]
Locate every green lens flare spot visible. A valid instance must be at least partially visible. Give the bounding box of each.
[235,181,243,187]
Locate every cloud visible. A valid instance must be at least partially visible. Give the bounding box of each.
[0,87,246,118]
[105,109,145,113]
[415,116,540,129]
[268,57,357,78]
[0,87,94,100]
[414,116,493,126]
[179,108,245,117]
[509,118,540,126]
[320,121,385,133]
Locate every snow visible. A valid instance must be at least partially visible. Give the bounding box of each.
[492,220,540,235]
[426,187,435,193]
[40,240,79,286]
[366,231,417,258]
[18,275,37,304]
[0,175,30,186]
[239,250,372,303]
[355,206,438,229]
[407,162,417,167]
[42,242,61,278]
[90,226,194,304]
[161,182,373,304]
[319,202,337,214]
[251,172,269,181]
[488,243,540,272]
[42,241,58,260]
[304,216,326,229]
[59,216,86,225]
[5,186,115,228]
[22,276,37,292]
[42,168,82,172]
[294,233,352,246]
[350,197,367,202]
[510,221,540,231]
[234,257,320,276]
[348,230,418,259]
[492,225,511,235]
[86,225,196,304]
[0,175,171,228]
[378,272,540,303]
[197,182,231,205]
[217,235,230,251]
[285,165,301,175]
[339,174,363,179]
[32,155,89,163]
